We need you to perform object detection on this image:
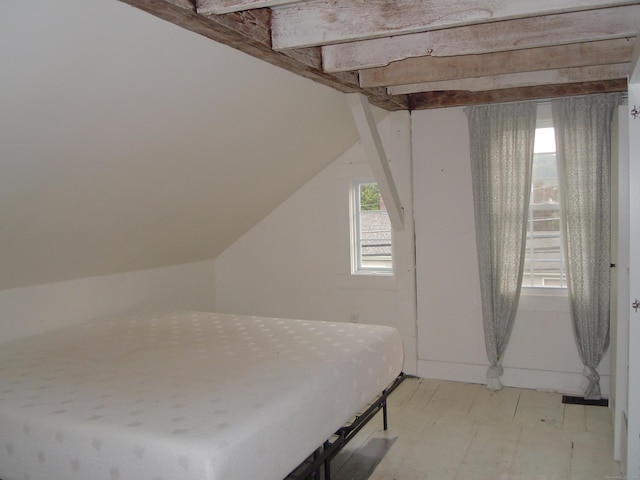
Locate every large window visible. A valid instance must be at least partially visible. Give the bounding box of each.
[351,180,393,274]
[522,109,567,289]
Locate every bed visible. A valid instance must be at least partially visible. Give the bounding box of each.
[0,310,404,480]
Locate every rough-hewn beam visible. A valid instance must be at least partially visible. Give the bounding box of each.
[408,79,629,110]
[360,39,634,88]
[164,0,196,9]
[322,5,640,72]
[197,0,305,15]
[116,0,408,111]
[389,64,631,94]
[272,0,640,50]
[115,1,634,111]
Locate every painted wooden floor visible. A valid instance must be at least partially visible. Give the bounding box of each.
[331,377,620,480]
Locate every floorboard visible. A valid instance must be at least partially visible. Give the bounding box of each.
[332,377,620,480]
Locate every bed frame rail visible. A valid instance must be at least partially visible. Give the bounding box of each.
[285,372,405,480]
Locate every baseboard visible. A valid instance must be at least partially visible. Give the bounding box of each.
[417,359,610,396]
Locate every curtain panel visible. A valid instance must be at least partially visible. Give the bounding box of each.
[465,102,537,391]
[552,93,620,399]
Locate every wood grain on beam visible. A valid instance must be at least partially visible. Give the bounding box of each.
[272,0,640,50]
[116,0,408,111]
[161,0,196,9]
[322,5,640,72]
[197,0,305,15]
[360,39,634,88]
[408,79,628,109]
[389,64,631,94]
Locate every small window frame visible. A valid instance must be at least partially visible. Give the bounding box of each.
[522,103,567,292]
[350,179,394,276]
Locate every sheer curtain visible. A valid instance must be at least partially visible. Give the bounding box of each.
[465,102,537,391]
[552,93,620,399]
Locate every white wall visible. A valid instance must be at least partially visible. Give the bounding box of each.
[0,259,216,343]
[215,110,418,375]
[0,0,357,290]
[413,107,610,395]
[212,102,615,394]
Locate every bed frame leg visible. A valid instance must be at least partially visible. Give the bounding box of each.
[323,441,331,480]
[313,447,321,479]
[287,374,405,480]
[382,397,388,431]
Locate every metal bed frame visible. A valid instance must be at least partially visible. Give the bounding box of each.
[285,372,406,480]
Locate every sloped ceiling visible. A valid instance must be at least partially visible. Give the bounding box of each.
[0,0,358,290]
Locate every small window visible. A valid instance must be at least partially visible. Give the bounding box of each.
[522,110,567,289]
[351,180,393,275]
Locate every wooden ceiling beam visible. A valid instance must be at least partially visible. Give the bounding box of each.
[116,0,408,111]
[389,64,631,95]
[360,39,635,88]
[163,0,196,9]
[271,0,640,50]
[322,5,640,72]
[408,79,628,109]
[116,1,635,110]
[197,0,305,15]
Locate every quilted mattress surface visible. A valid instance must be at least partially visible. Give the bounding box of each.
[0,310,404,480]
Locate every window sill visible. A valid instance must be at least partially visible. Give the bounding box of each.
[521,286,568,297]
[519,287,570,313]
[338,273,397,290]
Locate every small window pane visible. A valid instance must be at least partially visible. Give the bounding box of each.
[352,181,393,274]
[523,128,566,288]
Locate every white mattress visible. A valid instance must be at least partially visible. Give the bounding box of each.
[0,310,404,480]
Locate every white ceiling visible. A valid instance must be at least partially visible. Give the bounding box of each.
[0,0,359,290]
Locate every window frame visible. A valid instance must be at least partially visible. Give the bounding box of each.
[522,103,567,293]
[350,178,394,276]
